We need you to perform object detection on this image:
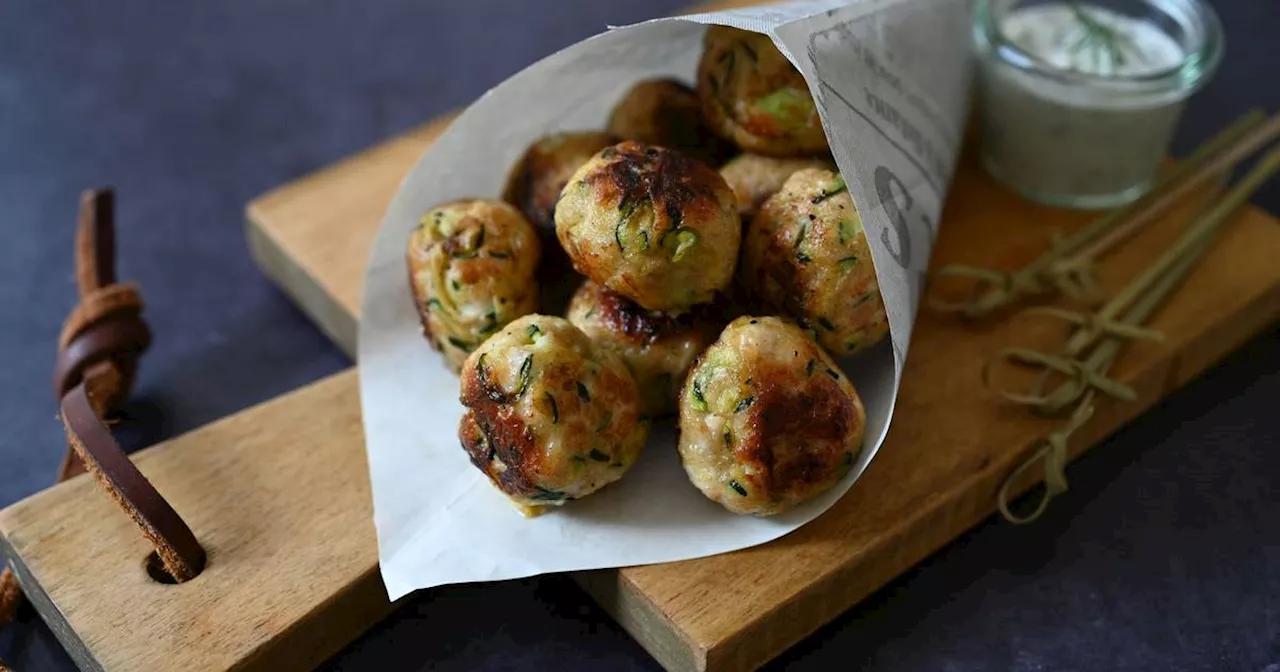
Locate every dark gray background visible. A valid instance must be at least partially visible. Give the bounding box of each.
[1,1,1277,670]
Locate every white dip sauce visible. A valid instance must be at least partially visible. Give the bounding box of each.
[978,4,1191,208]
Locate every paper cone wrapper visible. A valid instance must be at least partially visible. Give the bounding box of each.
[358,0,974,600]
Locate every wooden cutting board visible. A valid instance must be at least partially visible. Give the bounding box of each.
[4,4,1280,671]
[245,121,1280,672]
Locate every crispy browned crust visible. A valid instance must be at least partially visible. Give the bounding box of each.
[582,141,727,236]
[737,359,855,495]
[571,279,715,346]
[459,358,543,499]
[502,132,619,231]
[556,139,740,312]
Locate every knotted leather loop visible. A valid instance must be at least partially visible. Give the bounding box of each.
[1,189,207,670]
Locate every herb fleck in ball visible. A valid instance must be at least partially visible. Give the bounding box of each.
[458,315,649,514]
[677,316,866,516]
[720,153,835,219]
[741,168,888,356]
[407,199,540,372]
[607,78,734,167]
[697,26,826,157]
[554,141,740,312]
[567,280,721,417]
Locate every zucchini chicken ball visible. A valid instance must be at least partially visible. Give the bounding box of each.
[555,141,741,313]
[697,26,827,157]
[740,168,888,356]
[458,315,649,514]
[607,78,734,167]
[407,199,541,372]
[677,316,866,516]
[720,153,835,219]
[567,279,721,417]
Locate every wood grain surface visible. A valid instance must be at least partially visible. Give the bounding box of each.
[246,116,456,355]
[4,0,1280,669]
[0,372,384,672]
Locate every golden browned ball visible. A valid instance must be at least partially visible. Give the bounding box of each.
[607,78,734,167]
[697,26,827,157]
[740,168,888,356]
[554,141,740,313]
[677,316,866,516]
[407,199,541,372]
[720,153,835,219]
[458,315,649,514]
[566,279,721,417]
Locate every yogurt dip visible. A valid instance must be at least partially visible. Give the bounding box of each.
[974,0,1223,209]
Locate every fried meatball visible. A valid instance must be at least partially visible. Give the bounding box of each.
[677,316,866,516]
[697,26,827,156]
[720,153,835,219]
[408,200,541,372]
[607,78,734,167]
[555,141,741,312]
[458,315,649,514]
[741,168,888,356]
[567,280,721,417]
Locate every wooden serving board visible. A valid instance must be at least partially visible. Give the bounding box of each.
[246,125,1280,672]
[4,7,1280,672]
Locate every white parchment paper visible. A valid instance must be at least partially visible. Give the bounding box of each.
[359,0,974,600]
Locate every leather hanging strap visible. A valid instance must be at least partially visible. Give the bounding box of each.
[59,380,205,581]
[1,189,206,668]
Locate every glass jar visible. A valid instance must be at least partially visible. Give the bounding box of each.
[973,0,1223,209]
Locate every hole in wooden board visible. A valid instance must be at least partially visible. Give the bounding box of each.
[143,551,180,585]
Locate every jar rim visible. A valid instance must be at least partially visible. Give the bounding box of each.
[974,0,1224,93]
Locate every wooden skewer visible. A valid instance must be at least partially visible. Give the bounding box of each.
[997,146,1280,521]
[1037,233,1209,414]
[1038,144,1280,413]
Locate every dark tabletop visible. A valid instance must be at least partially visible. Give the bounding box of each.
[2,1,1278,670]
